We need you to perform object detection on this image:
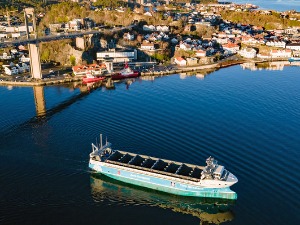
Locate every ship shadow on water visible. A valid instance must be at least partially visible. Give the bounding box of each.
[90,174,235,225]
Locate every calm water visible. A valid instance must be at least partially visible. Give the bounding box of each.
[0,65,300,225]
[232,0,300,11]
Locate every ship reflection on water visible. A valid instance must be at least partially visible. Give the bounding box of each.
[90,175,235,225]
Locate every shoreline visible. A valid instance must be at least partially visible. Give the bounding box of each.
[0,59,293,87]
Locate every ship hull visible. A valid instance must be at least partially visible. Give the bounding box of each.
[82,77,105,83]
[111,72,140,80]
[89,160,237,200]
[288,57,300,62]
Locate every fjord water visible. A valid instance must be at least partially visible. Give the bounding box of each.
[0,65,299,225]
[232,0,300,11]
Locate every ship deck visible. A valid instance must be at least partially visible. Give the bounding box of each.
[105,150,205,182]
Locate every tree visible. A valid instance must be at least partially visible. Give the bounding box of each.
[93,0,120,8]
[70,55,76,66]
[41,48,50,61]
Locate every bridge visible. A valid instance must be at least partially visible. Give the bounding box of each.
[0,7,134,79]
[0,30,101,48]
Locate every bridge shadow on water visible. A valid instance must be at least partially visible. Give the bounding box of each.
[2,82,104,137]
[2,77,137,137]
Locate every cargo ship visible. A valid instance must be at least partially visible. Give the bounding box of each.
[89,136,238,199]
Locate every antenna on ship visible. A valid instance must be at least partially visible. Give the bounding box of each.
[100,134,103,149]
[106,136,108,145]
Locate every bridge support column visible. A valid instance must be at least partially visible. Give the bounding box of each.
[29,43,42,79]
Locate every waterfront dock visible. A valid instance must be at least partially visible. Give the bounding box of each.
[0,59,287,87]
[0,76,82,87]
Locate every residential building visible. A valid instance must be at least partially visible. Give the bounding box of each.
[123,33,135,41]
[187,57,198,66]
[174,57,187,66]
[141,42,155,51]
[0,52,12,60]
[222,42,240,54]
[239,48,257,58]
[19,55,30,63]
[72,64,106,76]
[270,49,292,58]
[195,49,207,57]
[266,41,286,48]
[143,25,156,31]
[179,42,192,51]
[3,65,18,75]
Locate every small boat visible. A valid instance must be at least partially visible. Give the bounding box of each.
[82,72,105,83]
[288,57,300,62]
[89,135,238,199]
[111,62,140,80]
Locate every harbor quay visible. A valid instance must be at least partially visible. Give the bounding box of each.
[0,60,244,87]
[0,58,294,87]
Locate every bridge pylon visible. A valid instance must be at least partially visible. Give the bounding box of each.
[24,8,42,79]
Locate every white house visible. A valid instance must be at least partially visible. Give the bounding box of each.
[241,36,258,44]
[3,65,19,75]
[195,49,207,57]
[11,32,21,39]
[156,25,169,32]
[144,12,152,17]
[214,38,228,44]
[141,41,155,50]
[123,33,135,41]
[222,42,240,54]
[187,57,198,66]
[0,52,12,60]
[68,19,81,31]
[266,41,286,48]
[270,49,292,58]
[19,55,30,63]
[72,63,107,76]
[174,57,187,66]
[179,42,192,51]
[143,25,155,31]
[0,33,8,39]
[239,48,257,58]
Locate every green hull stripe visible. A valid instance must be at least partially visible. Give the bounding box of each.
[103,173,237,200]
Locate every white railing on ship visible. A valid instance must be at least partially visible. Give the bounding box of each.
[92,143,99,152]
